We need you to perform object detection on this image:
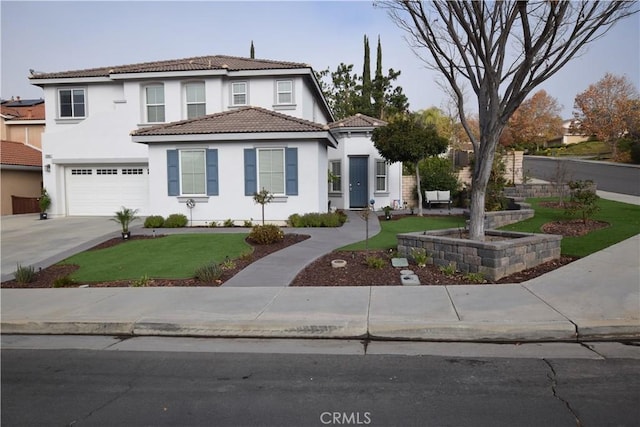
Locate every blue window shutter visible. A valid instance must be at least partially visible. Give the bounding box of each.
[167,149,179,196]
[244,148,257,196]
[285,147,298,196]
[206,149,219,196]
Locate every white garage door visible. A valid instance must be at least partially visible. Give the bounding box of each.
[65,165,149,216]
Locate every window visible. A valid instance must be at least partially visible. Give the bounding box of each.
[276,80,293,105]
[329,160,341,192]
[97,169,117,175]
[145,85,165,122]
[59,88,85,118]
[122,168,144,175]
[375,159,388,192]
[231,82,247,106]
[180,150,206,195]
[258,148,285,194]
[71,169,92,175]
[185,82,206,119]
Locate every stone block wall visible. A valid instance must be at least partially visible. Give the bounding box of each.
[397,229,562,281]
[503,182,596,199]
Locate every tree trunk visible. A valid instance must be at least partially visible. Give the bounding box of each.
[415,161,423,216]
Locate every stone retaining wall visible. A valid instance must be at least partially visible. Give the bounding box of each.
[397,229,562,281]
[503,182,596,199]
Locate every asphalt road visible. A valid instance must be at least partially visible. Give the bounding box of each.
[523,156,640,196]
[3,347,639,426]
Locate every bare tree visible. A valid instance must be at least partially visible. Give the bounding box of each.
[381,1,637,240]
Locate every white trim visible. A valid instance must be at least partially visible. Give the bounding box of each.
[184,81,206,119]
[4,120,45,125]
[256,147,286,196]
[329,159,342,193]
[144,83,165,123]
[179,149,207,196]
[52,158,148,164]
[57,87,86,119]
[230,81,248,106]
[275,79,294,105]
[374,158,388,193]
[132,131,339,147]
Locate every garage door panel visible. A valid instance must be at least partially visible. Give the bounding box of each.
[65,166,149,216]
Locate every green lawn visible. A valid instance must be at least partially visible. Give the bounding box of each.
[500,198,640,257]
[340,215,467,251]
[61,234,251,282]
[549,140,610,157]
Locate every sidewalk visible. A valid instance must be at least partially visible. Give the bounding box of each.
[1,196,638,342]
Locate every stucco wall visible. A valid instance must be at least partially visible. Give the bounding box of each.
[1,169,42,215]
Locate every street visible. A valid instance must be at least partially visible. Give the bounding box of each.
[2,337,639,426]
[523,157,640,196]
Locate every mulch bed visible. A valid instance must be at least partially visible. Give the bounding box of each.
[290,250,577,286]
[541,219,609,237]
[2,234,310,289]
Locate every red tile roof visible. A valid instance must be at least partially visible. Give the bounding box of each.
[329,113,387,129]
[30,55,310,80]
[1,140,42,167]
[1,100,45,120]
[131,107,329,136]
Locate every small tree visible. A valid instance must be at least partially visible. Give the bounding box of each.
[373,113,448,216]
[253,188,274,225]
[565,180,600,224]
[112,206,139,238]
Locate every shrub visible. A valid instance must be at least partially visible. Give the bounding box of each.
[223,219,235,227]
[630,141,640,164]
[144,215,165,228]
[53,275,78,288]
[411,248,429,268]
[209,221,218,228]
[287,212,347,227]
[418,156,461,195]
[14,264,36,284]
[565,180,600,224]
[463,272,486,284]
[194,262,223,282]
[439,262,457,276]
[243,220,253,227]
[131,274,150,287]
[364,255,386,269]
[221,259,237,270]
[164,213,188,228]
[248,224,284,245]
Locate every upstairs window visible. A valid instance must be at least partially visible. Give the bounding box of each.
[276,80,293,105]
[145,84,165,123]
[185,82,206,119]
[59,88,86,118]
[231,82,247,106]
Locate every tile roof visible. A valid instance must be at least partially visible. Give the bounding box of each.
[131,107,330,137]
[29,55,310,80]
[1,140,42,167]
[329,113,387,129]
[1,100,45,121]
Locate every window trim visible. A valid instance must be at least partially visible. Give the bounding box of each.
[184,81,206,119]
[144,84,165,123]
[256,147,286,196]
[329,160,342,193]
[57,87,86,119]
[179,149,207,196]
[230,81,248,107]
[275,79,294,105]
[374,159,388,193]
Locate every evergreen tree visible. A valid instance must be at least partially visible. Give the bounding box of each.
[360,35,372,115]
[250,41,255,59]
[373,36,384,118]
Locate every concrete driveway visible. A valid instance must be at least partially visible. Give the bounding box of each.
[1,215,124,282]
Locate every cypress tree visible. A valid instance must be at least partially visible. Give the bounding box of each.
[361,35,372,115]
[373,35,384,119]
[250,41,255,59]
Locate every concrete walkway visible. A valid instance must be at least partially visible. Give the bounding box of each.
[1,194,638,342]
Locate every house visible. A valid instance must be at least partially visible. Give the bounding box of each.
[0,140,43,215]
[328,114,402,210]
[0,97,46,215]
[29,54,396,222]
[547,119,591,146]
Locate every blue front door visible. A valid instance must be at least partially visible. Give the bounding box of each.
[349,156,368,208]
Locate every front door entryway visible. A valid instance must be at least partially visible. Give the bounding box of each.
[349,156,368,208]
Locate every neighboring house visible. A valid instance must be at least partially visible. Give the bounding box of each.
[0,97,46,215]
[1,97,46,149]
[28,55,334,219]
[547,119,591,146]
[1,140,42,215]
[327,114,402,210]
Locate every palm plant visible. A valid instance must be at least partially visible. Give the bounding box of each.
[111,206,139,238]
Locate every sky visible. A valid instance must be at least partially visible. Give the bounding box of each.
[1,1,639,119]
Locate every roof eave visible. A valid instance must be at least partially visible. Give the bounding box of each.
[29,76,112,86]
[133,130,337,147]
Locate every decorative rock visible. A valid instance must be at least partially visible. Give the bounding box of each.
[331,259,347,269]
[391,258,409,267]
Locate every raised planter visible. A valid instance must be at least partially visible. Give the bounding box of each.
[397,228,562,281]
